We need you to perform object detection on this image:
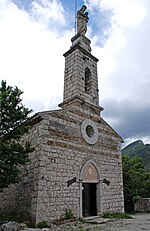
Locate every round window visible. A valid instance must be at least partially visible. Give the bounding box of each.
[81,119,98,144]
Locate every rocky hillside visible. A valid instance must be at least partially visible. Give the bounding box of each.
[122,140,150,170]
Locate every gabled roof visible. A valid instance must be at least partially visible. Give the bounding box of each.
[100,117,124,143]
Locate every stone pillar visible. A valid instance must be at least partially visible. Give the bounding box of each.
[79,180,83,218]
[97,179,103,215]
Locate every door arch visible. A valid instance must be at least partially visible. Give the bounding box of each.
[78,160,103,217]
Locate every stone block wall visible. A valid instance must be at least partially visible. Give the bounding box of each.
[0,108,124,224]
[134,198,150,212]
[63,46,99,107]
[34,109,124,222]
[0,120,43,224]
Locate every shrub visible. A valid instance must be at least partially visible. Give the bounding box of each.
[133,195,141,203]
[36,220,49,228]
[65,209,73,219]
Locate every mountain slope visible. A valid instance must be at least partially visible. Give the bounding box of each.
[122,140,150,170]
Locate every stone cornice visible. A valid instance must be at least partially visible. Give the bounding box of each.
[63,44,99,62]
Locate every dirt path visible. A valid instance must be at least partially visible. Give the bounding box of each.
[92,214,150,231]
[53,214,150,231]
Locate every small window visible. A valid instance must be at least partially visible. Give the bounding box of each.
[85,68,92,93]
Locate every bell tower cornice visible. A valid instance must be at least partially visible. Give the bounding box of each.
[63,35,98,63]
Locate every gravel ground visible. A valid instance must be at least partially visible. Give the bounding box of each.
[2,214,149,231]
[48,214,150,231]
[92,214,150,231]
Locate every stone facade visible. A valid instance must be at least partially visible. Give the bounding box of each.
[134,198,150,212]
[0,32,124,225]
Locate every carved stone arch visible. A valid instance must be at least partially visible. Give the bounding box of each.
[78,159,103,218]
[79,159,101,182]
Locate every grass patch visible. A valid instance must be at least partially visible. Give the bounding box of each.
[36,220,50,228]
[78,218,86,223]
[102,213,133,219]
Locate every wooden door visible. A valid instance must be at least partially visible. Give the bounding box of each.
[82,183,97,217]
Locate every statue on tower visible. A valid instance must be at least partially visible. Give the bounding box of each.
[77,5,89,36]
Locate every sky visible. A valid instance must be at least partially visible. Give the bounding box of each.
[0,0,150,147]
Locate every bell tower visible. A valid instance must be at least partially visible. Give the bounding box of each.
[59,5,103,120]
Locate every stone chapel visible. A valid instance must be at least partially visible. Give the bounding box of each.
[0,5,124,225]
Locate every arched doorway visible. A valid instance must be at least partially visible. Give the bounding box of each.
[82,182,97,217]
[79,160,103,218]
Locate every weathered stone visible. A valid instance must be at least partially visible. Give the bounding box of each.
[0,222,21,231]
[134,198,150,212]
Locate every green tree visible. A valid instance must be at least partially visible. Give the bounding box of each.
[122,154,150,212]
[0,80,33,192]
